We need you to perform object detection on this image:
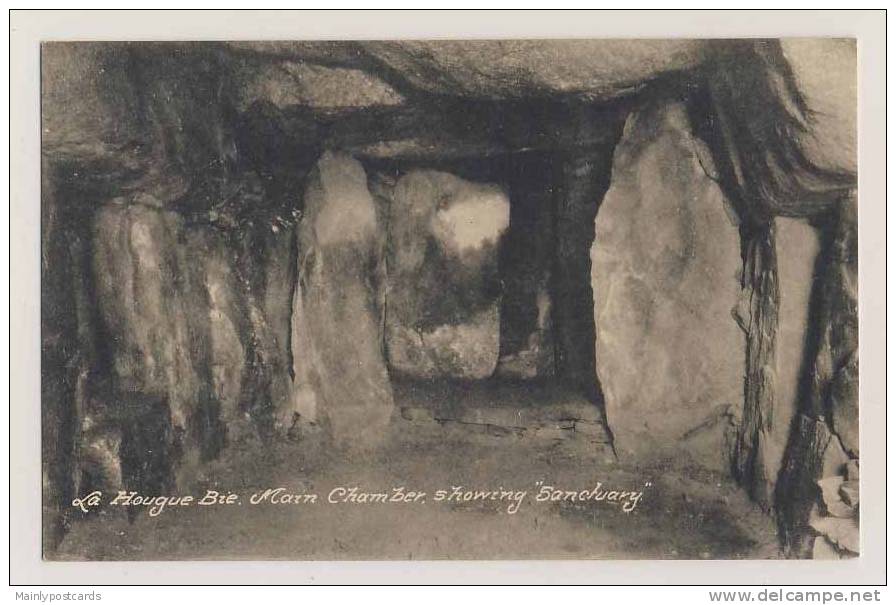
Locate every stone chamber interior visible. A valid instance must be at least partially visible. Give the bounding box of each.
[41,40,858,560]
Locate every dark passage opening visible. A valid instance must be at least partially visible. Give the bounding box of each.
[369,101,624,446]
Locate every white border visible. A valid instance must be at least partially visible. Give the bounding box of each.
[8,9,887,585]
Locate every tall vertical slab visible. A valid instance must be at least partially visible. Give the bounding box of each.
[591,102,745,470]
[287,152,394,448]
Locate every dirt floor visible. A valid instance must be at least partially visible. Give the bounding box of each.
[54,380,783,561]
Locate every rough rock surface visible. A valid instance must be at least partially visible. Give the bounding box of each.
[817,476,853,518]
[556,139,618,393]
[495,286,553,380]
[839,481,859,508]
[191,229,245,425]
[227,40,707,101]
[775,414,852,555]
[731,223,778,507]
[807,466,859,558]
[810,512,859,555]
[779,39,857,176]
[235,59,404,111]
[591,101,744,470]
[41,43,144,164]
[763,218,822,483]
[383,170,509,380]
[704,39,856,218]
[357,40,707,100]
[286,152,394,448]
[771,193,860,556]
[90,196,299,483]
[42,40,856,217]
[808,195,859,457]
[92,202,207,434]
[812,536,841,560]
[251,224,298,431]
[42,159,97,549]
[846,459,860,482]
[42,43,242,208]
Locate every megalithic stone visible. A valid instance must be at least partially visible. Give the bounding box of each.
[591,102,744,471]
[286,151,394,449]
[383,169,509,380]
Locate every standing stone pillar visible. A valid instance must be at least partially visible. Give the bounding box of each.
[734,222,779,507]
[774,193,858,556]
[92,200,221,490]
[806,193,859,457]
[767,218,823,486]
[286,151,394,449]
[737,216,849,510]
[591,102,745,470]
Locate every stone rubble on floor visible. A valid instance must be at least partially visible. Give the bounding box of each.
[810,459,859,558]
[397,403,612,448]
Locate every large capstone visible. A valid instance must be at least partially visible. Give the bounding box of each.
[591,101,745,470]
[778,39,856,176]
[382,169,510,380]
[704,39,856,218]
[355,40,707,100]
[286,152,394,448]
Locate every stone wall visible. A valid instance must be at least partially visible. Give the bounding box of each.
[83,192,296,490]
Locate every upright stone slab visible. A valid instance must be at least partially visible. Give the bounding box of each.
[92,202,205,434]
[384,170,509,380]
[768,218,823,482]
[260,225,299,423]
[591,102,744,470]
[233,222,299,437]
[191,229,245,427]
[809,195,859,458]
[288,152,394,448]
[92,201,222,487]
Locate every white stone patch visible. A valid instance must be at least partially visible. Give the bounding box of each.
[432,189,510,255]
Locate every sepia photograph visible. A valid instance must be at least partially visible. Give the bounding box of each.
[9,9,886,588]
[37,34,862,562]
